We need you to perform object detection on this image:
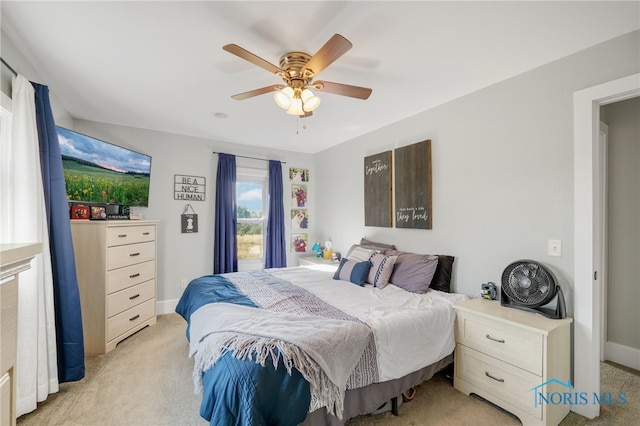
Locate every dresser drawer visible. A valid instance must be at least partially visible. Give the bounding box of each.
[107,260,155,294]
[457,311,543,375]
[107,280,155,318]
[107,241,155,270]
[455,344,542,420]
[107,298,155,341]
[106,225,155,247]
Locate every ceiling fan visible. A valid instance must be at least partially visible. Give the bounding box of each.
[223,34,372,117]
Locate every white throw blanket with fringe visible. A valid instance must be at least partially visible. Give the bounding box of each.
[189,302,372,419]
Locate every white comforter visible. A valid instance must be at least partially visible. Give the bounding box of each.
[268,266,469,382]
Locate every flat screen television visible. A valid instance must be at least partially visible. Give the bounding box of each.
[56,126,152,207]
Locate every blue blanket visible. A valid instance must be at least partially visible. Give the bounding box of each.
[175,274,311,426]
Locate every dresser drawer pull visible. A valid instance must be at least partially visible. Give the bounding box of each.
[129,314,140,321]
[485,334,505,343]
[129,252,141,257]
[129,273,140,279]
[129,294,140,300]
[118,234,127,238]
[485,371,505,383]
[142,232,150,235]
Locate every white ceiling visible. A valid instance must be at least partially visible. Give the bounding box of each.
[2,1,639,154]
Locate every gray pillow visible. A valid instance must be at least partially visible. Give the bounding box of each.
[388,252,439,293]
[360,237,396,251]
[347,245,377,262]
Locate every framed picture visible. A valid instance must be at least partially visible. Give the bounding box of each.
[90,205,107,220]
[291,184,308,208]
[291,233,308,253]
[364,150,392,227]
[289,167,309,182]
[70,204,90,220]
[291,209,309,229]
[395,140,432,229]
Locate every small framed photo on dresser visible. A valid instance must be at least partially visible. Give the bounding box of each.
[70,204,90,220]
[90,205,107,220]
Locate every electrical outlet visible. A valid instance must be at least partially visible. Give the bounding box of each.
[180,278,188,289]
[548,239,562,257]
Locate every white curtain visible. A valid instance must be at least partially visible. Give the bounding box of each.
[0,74,59,416]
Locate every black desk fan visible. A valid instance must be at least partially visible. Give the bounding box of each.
[500,260,567,319]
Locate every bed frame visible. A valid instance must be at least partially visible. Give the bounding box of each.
[301,353,454,425]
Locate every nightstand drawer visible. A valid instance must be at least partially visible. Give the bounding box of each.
[107,241,155,270]
[106,225,155,247]
[107,260,155,294]
[107,280,155,318]
[107,298,155,341]
[457,311,543,375]
[455,344,542,420]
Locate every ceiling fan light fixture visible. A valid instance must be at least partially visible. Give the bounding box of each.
[301,88,320,112]
[274,86,294,109]
[286,97,304,116]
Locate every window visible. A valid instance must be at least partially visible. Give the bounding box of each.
[236,168,268,270]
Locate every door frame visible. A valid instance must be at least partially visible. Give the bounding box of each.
[597,121,608,362]
[573,73,639,419]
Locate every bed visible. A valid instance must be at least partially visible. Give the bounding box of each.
[176,242,467,425]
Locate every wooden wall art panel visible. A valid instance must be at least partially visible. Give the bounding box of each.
[394,140,432,229]
[364,150,392,227]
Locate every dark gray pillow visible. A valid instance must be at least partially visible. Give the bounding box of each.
[431,255,455,293]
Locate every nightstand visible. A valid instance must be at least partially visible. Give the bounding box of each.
[298,256,340,272]
[453,298,572,426]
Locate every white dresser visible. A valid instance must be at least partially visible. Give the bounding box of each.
[454,298,572,426]
[70,220,158,355]
[1,243,40,426]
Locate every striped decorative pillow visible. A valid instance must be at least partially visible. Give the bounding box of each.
[368,253,398,288]
[333,258,373,286]
[346,245,377,262]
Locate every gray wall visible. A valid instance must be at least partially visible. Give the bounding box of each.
[72,119,316,310]
[3,22,639,317]
[1,27,318,310]
[602,97,640,350]
[314,30,640,313]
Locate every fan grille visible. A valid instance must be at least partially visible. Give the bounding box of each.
[501,261,556,307]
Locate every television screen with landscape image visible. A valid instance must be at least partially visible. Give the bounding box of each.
[56,126,152,207]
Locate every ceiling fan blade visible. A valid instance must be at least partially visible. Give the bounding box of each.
[223,44,283,75]
[231,84,284,100]
[304,34,352,77]
[312,80,372,100]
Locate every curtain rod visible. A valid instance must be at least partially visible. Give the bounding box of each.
[213,152,286,164]
[0,57,18,77]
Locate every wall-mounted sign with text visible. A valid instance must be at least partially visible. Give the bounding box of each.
[174,174,206,201]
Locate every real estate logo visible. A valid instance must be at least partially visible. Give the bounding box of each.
[528,378,627,408]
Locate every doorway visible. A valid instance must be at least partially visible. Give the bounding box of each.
[573,73,640,419]
[600,97,640,371]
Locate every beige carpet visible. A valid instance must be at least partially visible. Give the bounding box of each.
[17,314,639,425]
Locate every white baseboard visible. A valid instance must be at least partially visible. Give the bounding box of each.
[604,341,640,370]
[157,298,179,315]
